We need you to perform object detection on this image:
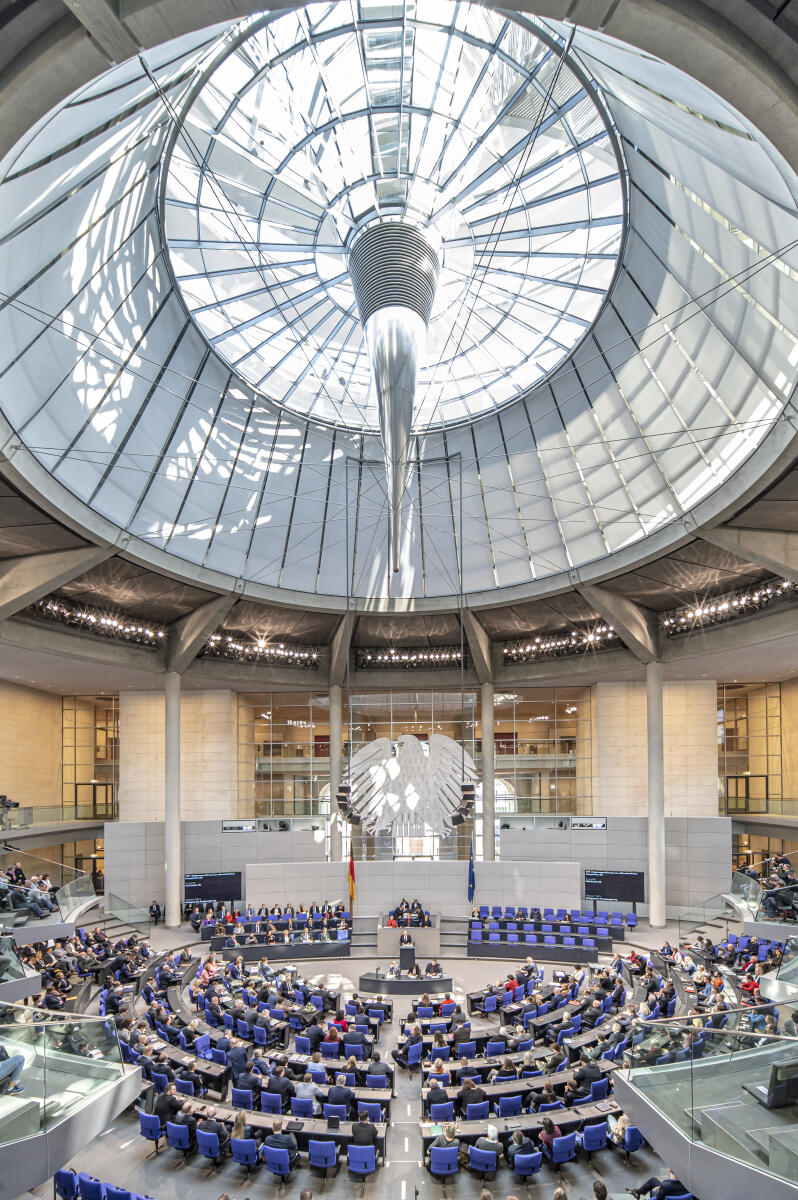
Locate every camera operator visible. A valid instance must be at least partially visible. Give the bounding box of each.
[0,796,19,832]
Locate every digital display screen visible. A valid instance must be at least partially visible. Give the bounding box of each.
[584,869,645,903]
[184,870,242,902]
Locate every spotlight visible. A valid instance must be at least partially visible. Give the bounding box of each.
[349,812,361,826]
[451,812,465,826]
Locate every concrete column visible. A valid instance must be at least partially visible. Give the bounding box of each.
[328,684,343,862]
[481,682,495,861]
[646,661,666,928]
[164,670,182,928]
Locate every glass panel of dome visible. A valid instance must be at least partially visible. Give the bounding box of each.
[160,3,625,433]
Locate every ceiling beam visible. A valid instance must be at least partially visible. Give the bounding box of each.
[329,615,354,687]
[61,0,138,63]
[462,609,494,683]
[576,582,659,663]
[0,545,114,622]
[699,526,798,584]
[165,593,237,674]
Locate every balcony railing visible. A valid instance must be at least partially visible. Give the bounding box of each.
[625,1009,798,1190]
[0,1005,124,1146]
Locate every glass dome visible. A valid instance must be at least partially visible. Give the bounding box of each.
[162,2,626,431]
[0,12,796,604]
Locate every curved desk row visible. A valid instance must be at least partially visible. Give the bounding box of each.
[219,940,350,962]
[469,937,611,964]
[358,971,453,996]
[201,918,351,941]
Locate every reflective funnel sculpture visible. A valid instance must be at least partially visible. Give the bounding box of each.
[348,223,440,573]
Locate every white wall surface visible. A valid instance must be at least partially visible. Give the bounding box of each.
[500,816,731,916]
[594,680,718,818]
[118,690,238,821]
[104,821,325,908]
[244,859,580,917]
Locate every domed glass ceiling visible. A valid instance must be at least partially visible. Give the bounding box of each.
[0,10,796,605]
[162,3,625,431]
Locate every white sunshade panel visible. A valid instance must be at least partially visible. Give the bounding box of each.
[0,9,796,604]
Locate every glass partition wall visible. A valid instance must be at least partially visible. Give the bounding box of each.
[237,687,592,859]
[626,1009,798,1190]
[0,1006,124,1145]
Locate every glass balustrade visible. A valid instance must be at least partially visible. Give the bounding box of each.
[626,1008,798,1187]
[0,848,96,928]
[0,937,25,988]
[0,1005,124,1145]
[102,893,150,939]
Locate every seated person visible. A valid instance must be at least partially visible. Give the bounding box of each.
[608,1111,632,1147]
[196,1105,230,1155]
[425,959,443,977]
[507,1127,536,1163]
[153,1082,182,1127]
[425,1121,459,1163]
[387,960,400,977]
[391,1025,422,1069]
[456,1074,487,1115]
[265,1065,295,1109]
[170,1100,198,1148]
[328,1072,356,1116]
[407,962,422,979]
[474,1123,503,1160]
[627,1169,690,1199]
[350,1110,380,1148]
[237,1060,263,1097]
[175,1063,204,1097]
[294,1072,325,1114]
[538,1116,561,1151]
[367,1050,394,1086]
[262,1117,299,1168]
[563,1078,590,1107]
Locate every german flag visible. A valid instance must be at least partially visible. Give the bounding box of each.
[347,850,356,908]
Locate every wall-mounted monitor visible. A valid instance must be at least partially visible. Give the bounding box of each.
[184,870,242,902]
[584,868,645,903]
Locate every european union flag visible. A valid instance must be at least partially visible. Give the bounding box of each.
[467,837,475,903]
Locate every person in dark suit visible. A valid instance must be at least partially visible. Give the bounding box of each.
[399,930,413,946]
[175,1064,203,1097]
[507,1127,536,1164]
[197,1105,229,1155]
[153,1083,182,1127]
[149,901,161,926]
[451,1022,472,1050]
[350,1111,379,1148]
[627,1169,690,1199]
[425,960,443,977]
[265,1065,295,1109]
[342,1029,371,1056]
[226,1040,248,1086]
[573,1054,602,1088]
[391,1026,422,1068]
[170,1101,198,1148]
[136,1047,155,1080]
[262,1118,299,1168]
[328,1073,356,1116]
[306,1020,325,1053]
[456,1075,487,1115]
[237,1062,263,1097]
[153,1053,175,1083]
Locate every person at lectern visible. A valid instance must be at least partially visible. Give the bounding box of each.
[399,930,413,947]
[425,959,443,977]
